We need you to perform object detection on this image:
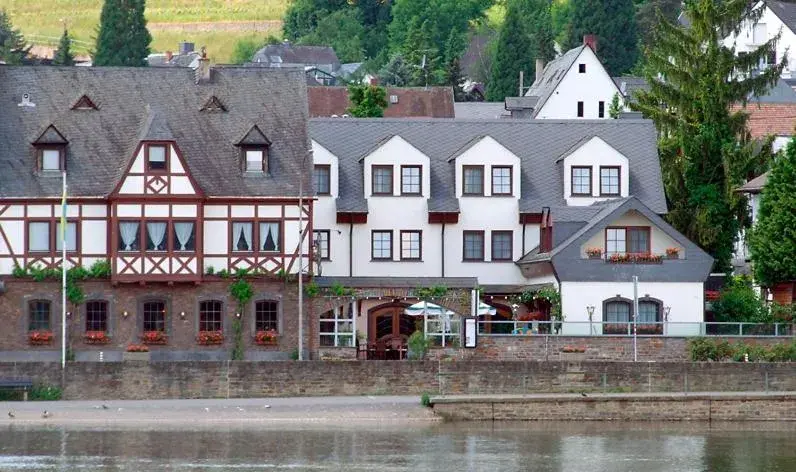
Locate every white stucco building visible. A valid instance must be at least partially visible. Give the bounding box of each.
[310,118,713,343]
[721,1,796,78]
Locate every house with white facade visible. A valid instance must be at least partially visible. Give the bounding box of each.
[505,36,623,119]
[0,64,314,361]
[309,118,713,346]
[722,0,796,78]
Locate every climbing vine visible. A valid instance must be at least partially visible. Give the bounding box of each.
[12,260,111,305]
[228,276,254,361]
[414,285,448,299]
[513,286,563,321]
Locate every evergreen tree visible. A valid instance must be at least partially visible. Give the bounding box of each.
[632,0,784,272]
[0,9,28,64]
[402,18,441,86]
[299,9,366,63]
[486,1,534,101]
[443,28,467,101]
[608,92,622,118]
[378,53,413,86]
[347,84,388,117]
[567,0,638,75]
[53,28,75,66]
[517,0,556,65]
[94,0,152,67]
[749,138,796,287]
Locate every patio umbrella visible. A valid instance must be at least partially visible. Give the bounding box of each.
[403,301,497,316]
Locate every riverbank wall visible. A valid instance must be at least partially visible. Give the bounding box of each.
[430,392,796,421]
[1,361,795,400]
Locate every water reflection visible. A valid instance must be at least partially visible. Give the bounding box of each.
[1,422,794,471]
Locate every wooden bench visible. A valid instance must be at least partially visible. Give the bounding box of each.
[0,378,34,401]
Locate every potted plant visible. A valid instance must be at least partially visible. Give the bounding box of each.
[586,247,602,259]
[560,345,587,362]
[255,329,278,346]
[28,330,54,346]
[665,247,680,259]
[407,330,430,360]
[84,330,110,344]
[141,330,168,345]
[197,330,224,345]
[124,343,150,361]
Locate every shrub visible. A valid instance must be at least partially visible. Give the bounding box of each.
[30,385,62,401]
[407,331,430,360]
[420,392,431,407]
[711,276,769,323]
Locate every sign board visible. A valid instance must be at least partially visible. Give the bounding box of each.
[463,317,477,348]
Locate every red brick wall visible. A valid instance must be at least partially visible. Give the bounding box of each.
[731,103,796,138]
[0,277,301,356]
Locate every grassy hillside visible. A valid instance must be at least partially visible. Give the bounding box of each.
[0,0,288,63]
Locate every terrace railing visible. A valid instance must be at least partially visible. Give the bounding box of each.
[477,320,795,338]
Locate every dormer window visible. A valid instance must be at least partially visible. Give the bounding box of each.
[600,166,620,196]
[146,144,168,171]
[245,148,266,172]
[39,147,64,171]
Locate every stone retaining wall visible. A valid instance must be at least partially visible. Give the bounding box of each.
[0,361,795,400]
[431,393,796,421]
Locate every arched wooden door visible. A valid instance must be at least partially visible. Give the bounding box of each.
[368,303,414,342]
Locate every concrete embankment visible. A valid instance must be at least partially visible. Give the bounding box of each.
[430,391,796,422]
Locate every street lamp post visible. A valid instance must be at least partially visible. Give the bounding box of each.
[297,149,313,361]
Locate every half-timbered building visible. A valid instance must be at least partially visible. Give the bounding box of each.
[0,64,313,361]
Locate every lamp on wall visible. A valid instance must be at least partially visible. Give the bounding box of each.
[235,312,241,318]
[180,311,186,320]
[122,310,129,319]
[66,311,72,318]
[587,305,596,335]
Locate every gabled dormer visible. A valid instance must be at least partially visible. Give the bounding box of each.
[448,135,520,198]
[200,95,227,113]
[359,135,430,198]
[32,124,68,172]
[71,94,99,111]
[558,136,629,205]
[236,125,271,173]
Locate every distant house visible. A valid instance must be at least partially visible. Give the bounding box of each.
[307,86,455,118]
[507,36,623,119]
[251,41,340,74]
[147,42,201,68]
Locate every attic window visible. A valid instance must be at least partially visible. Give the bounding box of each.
[146,143,168,171]
[244,147,267,172]
[200,95,227,112]
[39,147,64,171]
[578,64,586,73]
[71,95,98,110]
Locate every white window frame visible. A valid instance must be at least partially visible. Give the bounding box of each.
[245,149,264,172]
[41,149,61,171]
[28,222,50,252]
[319,304,356,347]
[55,221,77,252]
[606,228,626,255]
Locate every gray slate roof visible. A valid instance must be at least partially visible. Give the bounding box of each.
[750,79,796,103]
[523,46,585,117]
[612,76,649,102]
[252,43,340,71]
[736,172,769,193]
[309,118,667,215]
[0,65,311,198]
[767,1,796,32]
[453,102,509,120]
[519,197,714,283]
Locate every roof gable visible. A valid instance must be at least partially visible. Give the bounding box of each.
[33,124,68,145]
[236,124,272,146]
[200,95,227,112]
[71,94,99,111]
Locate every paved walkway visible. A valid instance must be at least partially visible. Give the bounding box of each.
[0,396,438,426]
[431,390,796,403]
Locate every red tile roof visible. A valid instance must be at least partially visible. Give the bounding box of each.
[307,86,455,118]
[732,103,796,138]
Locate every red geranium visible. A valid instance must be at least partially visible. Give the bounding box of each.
[255,329,278,345]
[84,330,110,344]
[197,330,224,345]
[126,344,149,352]
[141,330,168,345]
[29,330,53,345]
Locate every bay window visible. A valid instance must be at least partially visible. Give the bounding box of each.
[145,221,168,251]
[119,221,140,252]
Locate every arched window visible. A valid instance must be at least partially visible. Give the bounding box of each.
[28,300,51,331]
[85,300,108,332]
[603,298,631,335]
[255,300,278,332]
[143,300,166,332]
[199,300,223,332]
[638,301,661,323]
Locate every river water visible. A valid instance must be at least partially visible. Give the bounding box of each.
[1,422,794,471]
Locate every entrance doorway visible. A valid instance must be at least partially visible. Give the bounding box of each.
[368,303,414,342]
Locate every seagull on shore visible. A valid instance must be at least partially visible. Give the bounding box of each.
[7,411,14,419]
[236,407,245,412]
[581,392,588,397]
[102,404,109,410]
[204,407,210,412]
[41,410,52,419]
[263,405,271,409]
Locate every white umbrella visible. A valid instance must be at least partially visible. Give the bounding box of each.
[404,301,497,316]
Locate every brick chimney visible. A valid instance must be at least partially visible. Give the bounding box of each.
[195,46,211,84]
[165,51,173,62]
[583,34,597,52]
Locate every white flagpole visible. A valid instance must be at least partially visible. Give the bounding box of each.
[61,171,67,370]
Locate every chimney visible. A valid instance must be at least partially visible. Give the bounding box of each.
[535,58,545,82]
[583,34,597,52]
[195,46,211,84]
[179,41,194,55]
[165,50,173,62]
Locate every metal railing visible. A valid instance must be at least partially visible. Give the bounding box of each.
[477,320,795,338]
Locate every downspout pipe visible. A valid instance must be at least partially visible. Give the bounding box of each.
[441,223,446,277]
[348,222,353,277]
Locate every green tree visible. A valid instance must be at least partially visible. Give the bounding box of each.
[632,0,784,272]
[517,0,556,65]
[486,1,534,101]
[402,18,441,86]
[608,92,622,118]
[94,0,152,67]
[551,0,571,47]
[52,28,75,66]
[346,84,388,117]
[230,37,263,64]
[567,0,638,75]
[299,9,366,63]
[0,9,28,64]
[443,28,467,101]
[378,53,413,86]
[711,276,768,323]
[749,138,796,287]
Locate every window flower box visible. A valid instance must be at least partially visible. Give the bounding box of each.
[607,253,663,264]
[604,323,631,335]
[124,344,150,361]
[141,330,168,345]
[197,330,224,346]
[84,330,110,344]
[255,329,278,346]
[665,247,680,259]
[29,330,54,345]
[560,345,586,353]
[585,247,602,259]
[636,324,663,335]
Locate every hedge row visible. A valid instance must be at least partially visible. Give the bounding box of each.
[688,337,796,362]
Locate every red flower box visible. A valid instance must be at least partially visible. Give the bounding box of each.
[255,329,278,345]
[607,253,663,264]
[126,344,149,352]
[28,330,53,345]
[84,330,110,344]
[561,345,586,353]
[141,330,168,345]
[705,290,720,301]
[197,330,224,345]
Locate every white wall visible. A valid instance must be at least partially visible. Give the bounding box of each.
[560,281,704,335]
[562,136,629,206]
[579,209,684,258]
[723,2,796,78]
[536,47,622,119]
